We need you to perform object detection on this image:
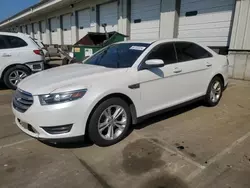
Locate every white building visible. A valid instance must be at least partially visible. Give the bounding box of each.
[0,0,250,80]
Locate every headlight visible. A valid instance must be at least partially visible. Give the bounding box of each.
[39,89,87,105]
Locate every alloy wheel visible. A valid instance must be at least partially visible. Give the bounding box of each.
[210,80,222,103]
[9,70,27,86]
[98,105,127,140]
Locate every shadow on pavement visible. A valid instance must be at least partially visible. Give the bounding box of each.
[44,101,202,149]
[0,82,9,90]
[39,137,94,149]
[134,101,202,130]
[140,172,189,188]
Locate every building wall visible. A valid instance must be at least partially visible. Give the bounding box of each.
[228,0,250,80]
[2,0,250,80]
[1,0,177,45]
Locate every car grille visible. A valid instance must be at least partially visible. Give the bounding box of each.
[13,89,33,113]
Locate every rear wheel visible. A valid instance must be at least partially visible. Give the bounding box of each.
[204,76,223,107]
[3,66,31,90]
[88,98,131,147]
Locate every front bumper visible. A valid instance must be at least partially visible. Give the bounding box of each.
[12,96,90,140]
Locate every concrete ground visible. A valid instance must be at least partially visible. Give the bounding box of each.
[1,79,250,188]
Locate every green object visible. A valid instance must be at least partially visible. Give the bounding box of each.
[73,32,127,61]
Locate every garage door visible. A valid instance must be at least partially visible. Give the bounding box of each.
[99,1,118,33]
[22,26,26,34]
[178,0,235,47]
[62,14,72,45]
[77,9,91,39]
[130,0,161,40]
[50,17,58,44]
[41,21,47,44]
[27,24,33,36]
[33,23,40,40]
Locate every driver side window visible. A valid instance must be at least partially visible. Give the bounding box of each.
[147,43,177,65]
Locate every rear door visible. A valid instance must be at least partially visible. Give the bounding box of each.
[0,35,31,72]
[0,35,11,68]
[173,42,214,101]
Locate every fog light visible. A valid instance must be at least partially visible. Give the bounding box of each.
[41,124,73,135]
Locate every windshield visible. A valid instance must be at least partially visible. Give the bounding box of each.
[84,43,150,68]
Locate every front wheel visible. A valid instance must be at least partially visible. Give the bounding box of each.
[88,98,131,147]
[3,66,31,90]
[204,76,223,107]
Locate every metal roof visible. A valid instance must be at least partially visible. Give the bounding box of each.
[0,0,50,25]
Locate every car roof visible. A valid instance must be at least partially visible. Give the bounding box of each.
[118,38,217,57]
[120,40,155,44]
[119,38,205,44]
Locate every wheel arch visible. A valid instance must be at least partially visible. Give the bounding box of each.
[1,64,31,80]
[212,74,225,88]
[86,93,138,133]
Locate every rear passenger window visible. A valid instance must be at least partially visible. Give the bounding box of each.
[175,42,212,62]
[147,43,177,65]
[0,36,8,49]
[5,36,27,48]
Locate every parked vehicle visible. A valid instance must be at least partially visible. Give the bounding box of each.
[0,32,44,89]
[12,39,228,146]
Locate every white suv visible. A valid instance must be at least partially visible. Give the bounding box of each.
[12,39,228,146]
[0,32,44,89]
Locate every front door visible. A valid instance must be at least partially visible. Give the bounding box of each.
[138,42,182,115]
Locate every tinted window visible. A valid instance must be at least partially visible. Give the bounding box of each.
[175,42,212,62]
[5,36,27,48]
[85,43,150,68]
[147,43,177,65]
[0,36,8,49]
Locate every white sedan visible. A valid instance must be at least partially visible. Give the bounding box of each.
[12,39,228,146]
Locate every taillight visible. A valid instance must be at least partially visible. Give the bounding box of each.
[33,49,43,56]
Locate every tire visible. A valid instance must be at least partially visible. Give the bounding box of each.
[3,65,31,90]
[88,98,131,147]
[204,76,223,107]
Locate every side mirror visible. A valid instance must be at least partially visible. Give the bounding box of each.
[144,59,164,69]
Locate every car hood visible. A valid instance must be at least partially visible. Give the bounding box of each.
[18,64,116,95]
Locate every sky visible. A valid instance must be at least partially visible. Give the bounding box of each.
[0,0,39,22]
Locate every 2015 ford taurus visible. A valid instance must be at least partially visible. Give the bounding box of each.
[12,39,228,146]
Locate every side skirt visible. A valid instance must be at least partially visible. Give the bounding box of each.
[135,96,205,124]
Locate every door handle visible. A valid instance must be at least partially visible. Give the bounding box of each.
[173,68,182,73]
[206,62,212,67]
[2,54,11,57]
